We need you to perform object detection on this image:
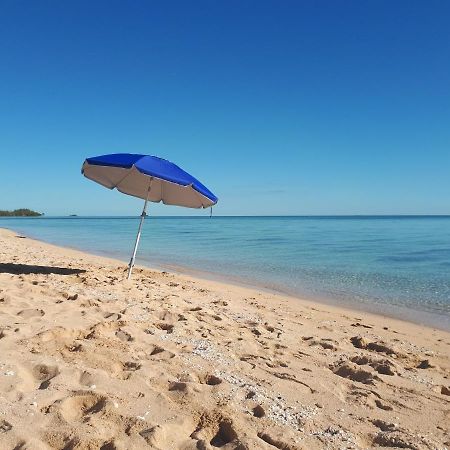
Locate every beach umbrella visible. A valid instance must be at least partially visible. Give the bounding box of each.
[81,153,218,279]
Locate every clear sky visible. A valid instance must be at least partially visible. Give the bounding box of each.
[1,1,449,216]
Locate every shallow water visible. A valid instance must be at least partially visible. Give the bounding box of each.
[1,216,449,329]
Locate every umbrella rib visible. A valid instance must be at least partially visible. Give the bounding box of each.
[191,185,209,208]
[111,166,137,190]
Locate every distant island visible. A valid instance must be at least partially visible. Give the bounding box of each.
[0,208,43,217]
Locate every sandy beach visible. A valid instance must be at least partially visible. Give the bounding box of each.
[0,227,449,449]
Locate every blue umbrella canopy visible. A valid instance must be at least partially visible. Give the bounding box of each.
[82,153,218,208]
[81,153,218,279]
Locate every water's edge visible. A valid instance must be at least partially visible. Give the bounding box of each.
[2,225,449,332]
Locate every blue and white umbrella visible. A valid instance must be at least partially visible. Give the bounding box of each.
[82,153,218,279]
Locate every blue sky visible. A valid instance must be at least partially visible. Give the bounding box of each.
[1,0,449,216]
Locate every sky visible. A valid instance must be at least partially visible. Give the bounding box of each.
[0,0,449,216]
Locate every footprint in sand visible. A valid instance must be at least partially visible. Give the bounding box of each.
[79,370,96,387]
[139,424,167,447]
[0,419,12,433]
[99,440,119,450]
[252,405,265,418]
[199,374,222,386]
[309,338,339,351]
[17,308,45,319]
[372,419,398,432]
[123,361,141,371]
[441,386,450,396]
[37,327,84,344]
[33,363,59,389]
[350,336,397,356]
[168,381,189,392]
[372,428,438,449]
[155,323,174,334]
[19,363,59,391]
[417,359,434,369]
[350,355,397,376]
[103,312,121,321]
[147,345,175,360]
[58,392,108,422]
[209,422,239,448]
[375,398,394,411]
[115,330,133,342]
[66,342,83,353]
[257,431,297,450]
[332,361,379,385]
[191,413,242,449]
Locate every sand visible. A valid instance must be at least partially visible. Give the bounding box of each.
[0,227,449,450]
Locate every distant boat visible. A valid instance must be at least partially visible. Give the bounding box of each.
[69,214,78,217]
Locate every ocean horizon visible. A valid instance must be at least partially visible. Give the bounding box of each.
[1,215,449,330]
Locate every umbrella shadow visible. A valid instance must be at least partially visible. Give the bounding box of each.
[0,263,86,276]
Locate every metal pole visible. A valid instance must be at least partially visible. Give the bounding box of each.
[127,187,151,280]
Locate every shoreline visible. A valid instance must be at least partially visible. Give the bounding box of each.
[1,226,449,449]
[1,225,449,332]
[145,259,450,333]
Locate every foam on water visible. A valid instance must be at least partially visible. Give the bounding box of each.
[1,216,449,329]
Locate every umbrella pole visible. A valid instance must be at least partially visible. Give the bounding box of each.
[127,194,150,280]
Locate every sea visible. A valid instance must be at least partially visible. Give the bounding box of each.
[1,216,449,330]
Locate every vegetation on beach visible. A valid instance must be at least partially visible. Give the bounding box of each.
[0,208,43,217]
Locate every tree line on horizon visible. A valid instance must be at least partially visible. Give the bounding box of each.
[0,208,43,217]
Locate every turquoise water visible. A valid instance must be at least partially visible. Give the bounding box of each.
[1,216,449,329]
